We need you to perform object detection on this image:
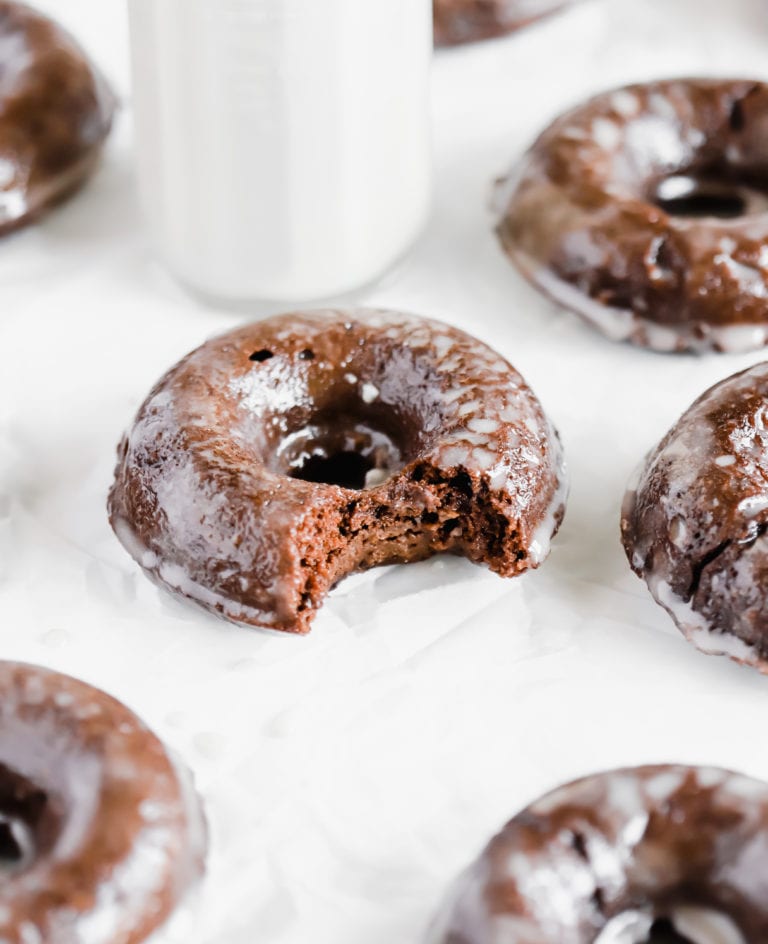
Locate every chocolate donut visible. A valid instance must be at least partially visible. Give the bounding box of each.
[496,79,768,353]
[433,0,571,46]
[429,765,768,943]
[108,309,566,634]
[0,2,115,236]
[0,661,206,943]
[621,363,768,672]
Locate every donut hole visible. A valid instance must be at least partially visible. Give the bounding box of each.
[596,910,740,944]
[0,762,50,873]
[294,451,376,490]
[277,416,404,490]
[251,339,448,496]
[0,816,34,870]
[644,919,694,944]
[652,173,768,219]
[269,368,429,490]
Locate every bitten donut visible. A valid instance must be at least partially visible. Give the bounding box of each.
[433,0,572,46]
[496,79,768,353]
[622,363,768,672]
[429,765,768,943]
[109,309,566,634]
[0,2,115,235]
[0,661,206,943]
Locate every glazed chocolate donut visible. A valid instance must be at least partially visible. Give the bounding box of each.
[108,309,566,634]
[0,2,115,236]
[0,661,206,943]
[429,765,768,943]
[621,363,768,672]
[433,0,572,46]
[496,79,768,353]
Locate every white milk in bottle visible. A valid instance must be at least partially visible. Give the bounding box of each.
[128,0,433,304]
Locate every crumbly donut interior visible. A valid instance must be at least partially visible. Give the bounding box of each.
[290,461,529,632]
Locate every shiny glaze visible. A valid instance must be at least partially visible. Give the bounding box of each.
[108,309,566,634]
[429,765,768,944]
[622,363,768,672]
[497,79,768,353]
[433,0,571,46]
[0,1,115,235]
[0,662,206,944]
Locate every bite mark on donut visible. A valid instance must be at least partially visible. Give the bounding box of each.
[290,461,530,631]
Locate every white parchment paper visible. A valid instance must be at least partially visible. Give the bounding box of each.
[3,1,768,941]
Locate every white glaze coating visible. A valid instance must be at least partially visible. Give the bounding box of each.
[110,309,567,632]
[497,79,768,353]
[431,766,768,944]
[9,6,768,943]
[0,662,206,944]
[0,3,115,235]
[622,362,768,670]
[519,255,768,354]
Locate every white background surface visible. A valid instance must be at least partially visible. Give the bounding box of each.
[3,1,768,941]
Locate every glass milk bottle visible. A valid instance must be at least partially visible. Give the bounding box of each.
[128,0,433,304]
